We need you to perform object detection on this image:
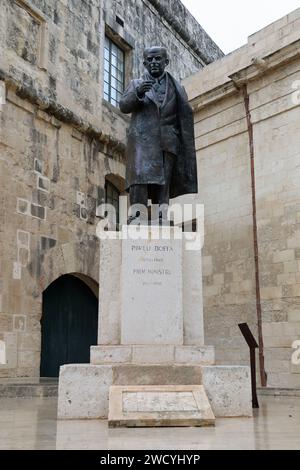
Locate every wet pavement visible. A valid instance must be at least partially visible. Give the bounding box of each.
[0,395,299,449]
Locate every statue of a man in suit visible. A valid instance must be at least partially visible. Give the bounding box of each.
[119,46,198,224]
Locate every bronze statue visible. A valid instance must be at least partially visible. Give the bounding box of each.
[119,46,198,224]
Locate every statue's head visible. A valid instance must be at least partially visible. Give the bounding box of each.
[143,46,169,78]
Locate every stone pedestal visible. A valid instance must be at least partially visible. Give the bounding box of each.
[93,226,213,388]
[98,226,204,347]
[57,226,252,422]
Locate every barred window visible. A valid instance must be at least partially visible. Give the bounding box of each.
[105,180,120,225]
[104,36,125,107]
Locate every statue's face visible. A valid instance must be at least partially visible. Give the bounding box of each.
[143,49,169,78]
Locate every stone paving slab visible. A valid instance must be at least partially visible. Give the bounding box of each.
[108,385,215,428]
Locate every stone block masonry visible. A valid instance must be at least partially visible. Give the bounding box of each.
[184,8,300,388]
[0,0,222,378]
[57,363,251,419]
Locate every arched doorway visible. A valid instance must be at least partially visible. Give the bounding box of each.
[40,274,98,377]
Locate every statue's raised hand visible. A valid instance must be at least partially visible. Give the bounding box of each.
[136,80,154,98]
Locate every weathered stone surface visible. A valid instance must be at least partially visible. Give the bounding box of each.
[98,238,122,345]
[0,0,221,380]
[175,346,215,365]
[182,8,300,388]
[57,363,204,419]
[57,364,113,419]
[0,381,58,398]
[112,364,203,386]
[121,226,183,345]
[98,230,206,351]
[132,345,175,364]
[202,366,252,417]
[91,345,215,365]
[90,346,132,364]
[6,1,40,67]
[108,385,215,428]
[57,363,253,419]
[182,239,204,345]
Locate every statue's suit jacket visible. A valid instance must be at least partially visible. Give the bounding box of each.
[119,72,198,199]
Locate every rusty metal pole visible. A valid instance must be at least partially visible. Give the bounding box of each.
[242,85,267,387]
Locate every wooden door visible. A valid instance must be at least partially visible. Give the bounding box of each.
[40,275,98,377]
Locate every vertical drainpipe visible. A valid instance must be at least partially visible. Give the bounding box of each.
[242,84,267,387]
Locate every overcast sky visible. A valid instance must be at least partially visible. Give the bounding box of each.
[181,0,300,54]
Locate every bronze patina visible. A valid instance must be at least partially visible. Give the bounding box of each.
[119,46,198,223]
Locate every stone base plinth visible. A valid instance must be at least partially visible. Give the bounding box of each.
[90,345,215,365]
[57,227,253,423]
[202,365,253,417]
[57,363,252,419]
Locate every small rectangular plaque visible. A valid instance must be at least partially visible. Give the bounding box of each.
[108,385,215,427]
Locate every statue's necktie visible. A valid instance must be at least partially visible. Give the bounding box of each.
[153,77,166,106]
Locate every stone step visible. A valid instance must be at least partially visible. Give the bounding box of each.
[0,379,58,398]
[258,387,300,397]
[90,345,215,365]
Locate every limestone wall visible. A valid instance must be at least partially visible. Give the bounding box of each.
[0,89,126,377]
[250,59,300,388]
[104,0,223,78]
[1,0,104,128]
[0,0,221,377]
[184,8,300,387]
[102,0,223,143]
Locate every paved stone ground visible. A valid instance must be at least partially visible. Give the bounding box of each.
[0,396,299,449]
